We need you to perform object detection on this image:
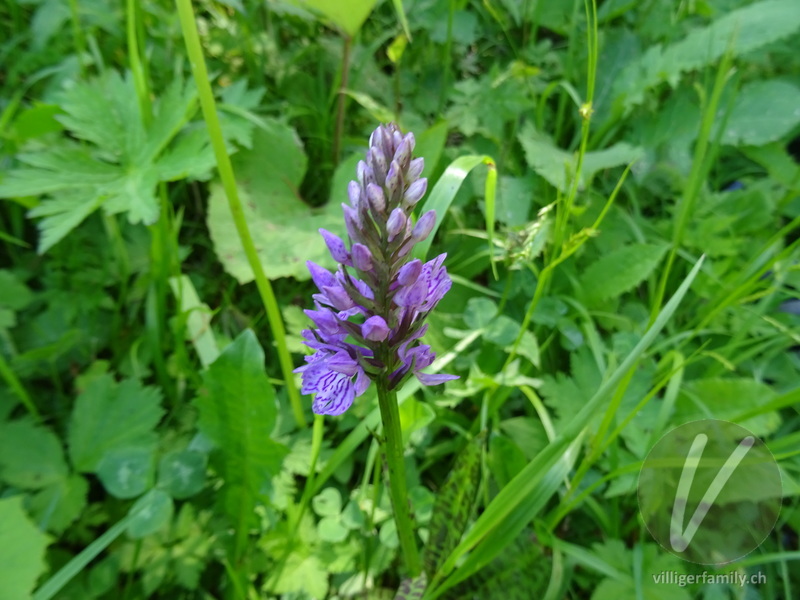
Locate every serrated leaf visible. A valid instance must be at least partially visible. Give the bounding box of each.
[677,378,780,437]
[422,434,483,579]
[581,243,667,303]
[518,123,643,192]
[195,330,287,526]
[127,489,174,539]
[613,0,800,112]
[68,374,164,473]
[29,474,88,534]
[97,446,155,499]
[0,496,50,600]
[0,419,68,489]
[207,121,347,281]
[157,449,207,500]
[722,79,800,146]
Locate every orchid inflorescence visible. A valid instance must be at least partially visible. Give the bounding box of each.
[294,123,457,415]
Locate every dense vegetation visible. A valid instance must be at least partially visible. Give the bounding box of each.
[1,0,799,598]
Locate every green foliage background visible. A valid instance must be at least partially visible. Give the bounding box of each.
[1,0,799,598]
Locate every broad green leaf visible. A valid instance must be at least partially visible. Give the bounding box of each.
[422,434,483,579]
[0,497,50,600]
[157,450,207,500]
[96,446,155,499]
[612,0,800,112]
[394,572,427,600]
[318,516,349,542]
[195,330,287,542]
[676,378,781,437]
[464,297,498,329]
[272,553,329,599]
[29,474,88,534]
[127,489,174,539]
[68,374,164,473]
[0,72,214,253]
[518,123,643,192]
[0,419,68,489]
[289,0,377,36]
[207,122,347,281]
[722,79,800,146]
[312,487,342,517]
[580,243,667,304]
[413,155,496,261]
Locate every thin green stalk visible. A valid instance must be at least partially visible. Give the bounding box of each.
[376,381,422,577]
[176,0,306,428]
[332,35,352,165]
[649,50,734,323]
[0,352,39,420]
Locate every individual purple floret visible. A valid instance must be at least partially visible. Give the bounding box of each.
[294,123,458,415]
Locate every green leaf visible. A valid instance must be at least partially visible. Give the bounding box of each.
[207,122,347,281]
[312,487,342,517]
[613,0,800,112]
[394,572,428,600]
[0,420,68,489]
[127,489,174,539]
[195,330,287,549]
[157,450,207,500]
[580,243,667,304]
[413,154,496,261]
[464,297,498,329]
[518,122,643,192]
[29,474,88,534]
[318,516,349,542]
[422,434,483,579]
[28,192,106,254]
[68,374,164,473]
[96,446,155,499]
[676,378,780,437]
[722,79,800,146]
[289,0,377,36]
[0,497,50,600]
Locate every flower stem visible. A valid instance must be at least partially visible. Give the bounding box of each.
[376,379,421,577]
[176,0,306,428]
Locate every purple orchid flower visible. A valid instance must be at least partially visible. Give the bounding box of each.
[294,123,458,416]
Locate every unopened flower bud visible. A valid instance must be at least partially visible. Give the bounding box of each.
[347,180,361,208]
[403,178,427,208]
[412,210,436,241]
[366,183,386,214]
[397,259,422,286]
[362,315,390,341]
[322,285,354,311]
[387,208,406,241]
[385,160,403,203]
[319,228,349,264]
[408,157,424,181]
[351,243,373,271]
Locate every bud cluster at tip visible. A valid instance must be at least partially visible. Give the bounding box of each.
[294,123,457,416]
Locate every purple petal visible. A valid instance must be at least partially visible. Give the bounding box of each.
[403,178,427,208]
[366,183,386,213]
[412,210,436,241]
[312,371,356,415]
[320,228,349,264]
[362,315,390,341]
[352,243,373,271]
[387,208,406,241]
[322,285,354,311]
[307,261,336,292]
[397,259,422,286]
[347,180,361,208]
[408,157,424,180]
[416,372,459,386]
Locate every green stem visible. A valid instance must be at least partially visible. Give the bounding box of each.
[332,35,352,164]
[376,381,421,577]
[0,351,39,421]
[176,0,306,428]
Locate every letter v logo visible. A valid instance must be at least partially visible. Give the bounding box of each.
[669,433,755,552]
